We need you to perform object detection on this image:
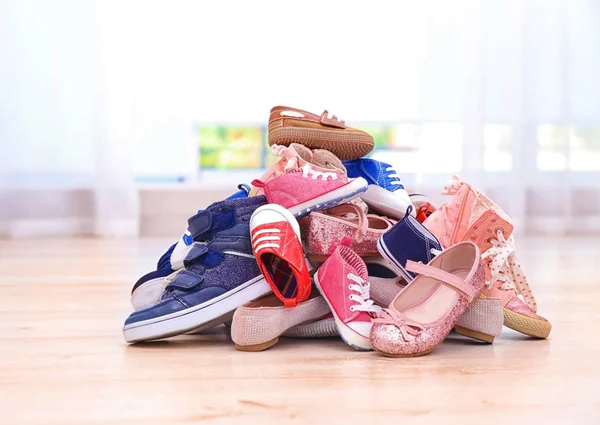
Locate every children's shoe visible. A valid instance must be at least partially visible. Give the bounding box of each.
[409,193,437,223]
[250,204,312,306]
[283,313,338,338]
[378,206,442,283]
[313,237,381,350]
[130,184,251,310]
[306,203,395,262]
[371,241,485,357]
[343,159,413,219]
[123,196,271,343]
[424,176,551,338]
[252,166,367,218]
[377,206,504,343]
[268,105,374,160]
[252,144,346,196]
[231,292,331,351]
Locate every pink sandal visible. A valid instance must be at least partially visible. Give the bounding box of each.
[370,241,485,357]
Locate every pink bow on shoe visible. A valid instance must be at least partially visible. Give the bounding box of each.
[374,308,424,341]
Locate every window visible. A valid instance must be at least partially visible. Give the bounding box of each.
[484,125,512,171]
[569,127,600,171]
[537,125,567,171]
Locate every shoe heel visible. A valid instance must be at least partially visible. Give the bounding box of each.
[234,338,279,352]
[455,325,495,343]
[454,297,504,344]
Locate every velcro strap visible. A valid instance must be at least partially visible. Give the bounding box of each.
[183,244,209,268]
[405,260,475,300]
[165,270,204,290]
[188,211,213,240]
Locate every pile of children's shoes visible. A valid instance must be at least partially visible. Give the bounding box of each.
[123,105,552,357]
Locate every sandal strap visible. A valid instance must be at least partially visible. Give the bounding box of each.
[405,260,475,300]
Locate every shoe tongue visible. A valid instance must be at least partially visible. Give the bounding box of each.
[290,143,313,162]
[206,195,266,220]
[312,149,346,175]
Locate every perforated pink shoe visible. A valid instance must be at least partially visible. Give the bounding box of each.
[252,166,367,219]
[424,176,551,338]
[370,241,485,357]
[314,237,381,350]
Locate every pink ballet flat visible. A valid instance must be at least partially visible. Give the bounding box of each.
[370,241,486,357]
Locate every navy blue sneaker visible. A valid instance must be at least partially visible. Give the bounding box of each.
[377,206,442,283]
[123,195,270,343]
[130,184,251,310]
[343,158,413,219]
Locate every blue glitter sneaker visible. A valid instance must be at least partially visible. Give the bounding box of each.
[130,184,251,310]
[123,195,270,343]
[342,158,413,219]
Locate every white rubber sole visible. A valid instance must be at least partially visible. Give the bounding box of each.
[376,238,415,284]
[361,185,414,219]
[123,275,271,343]
[130,277,169,311]
[288,177,368,218]
[313,271,373,350]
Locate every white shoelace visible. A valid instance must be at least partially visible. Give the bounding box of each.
[252,228,281,253]
[301,163,338,181]
[385,166,403,185]
[481,229,515,288]
[347,273,382,315]
[430,248,442,256]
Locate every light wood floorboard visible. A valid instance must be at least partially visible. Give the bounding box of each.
[0,237,598,425]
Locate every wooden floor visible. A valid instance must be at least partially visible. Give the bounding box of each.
[0,236,599,425]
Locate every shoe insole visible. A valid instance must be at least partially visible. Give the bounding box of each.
[397,268,470,325]
[264,253,298,299]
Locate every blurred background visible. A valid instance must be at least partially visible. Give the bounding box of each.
[1,0,599,238]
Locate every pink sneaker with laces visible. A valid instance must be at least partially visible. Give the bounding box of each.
[313,236,381,350]
[252,144,346,196]
[252,166,367,218]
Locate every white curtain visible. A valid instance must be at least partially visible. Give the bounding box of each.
[1,0,598,237]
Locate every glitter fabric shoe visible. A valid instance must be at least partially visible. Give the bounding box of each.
[376,207,503,343]
[343,158,413,219]
[268,105,374,160]
[123,196,271,343]
[424,175,551,338]
[130,184,251,311]
[314,237,381,350]
[250,204,312,307]
[252,165,367,218]
[252,143,346,196]
[306,203,395,264]
[231,291,331,351]
[370,241,485,357]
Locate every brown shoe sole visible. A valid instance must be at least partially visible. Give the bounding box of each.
[503,308,551,338]
[268,127,374,160]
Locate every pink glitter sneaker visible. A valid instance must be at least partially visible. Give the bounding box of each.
[314,237,381,350]
[424,176,551,338]
[370,241,486,357]
[252,143,346,196]
[306,203,395,263]
[252,165,367,219]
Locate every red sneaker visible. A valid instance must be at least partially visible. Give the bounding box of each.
[250,204,312,307]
